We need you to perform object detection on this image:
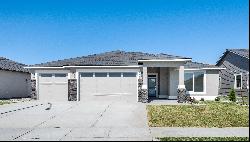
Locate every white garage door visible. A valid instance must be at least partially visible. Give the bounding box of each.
[38,73,68,101]
[80,72,138,100]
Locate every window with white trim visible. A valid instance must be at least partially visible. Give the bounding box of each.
[123,72,137,77]
[40,74,52,77]
[184,73,193,91]
[55,73,67,77]
[109,72,121,77]
[95,72,107,77]
[184,71,205,93]
[81,73,93,77]
[234,74,242,89]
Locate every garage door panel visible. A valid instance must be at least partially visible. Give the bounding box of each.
[121,77,137,94]
[80,72,137,99]
[96,78,121,94]
[80,78,97,96]
[38,73,68,102]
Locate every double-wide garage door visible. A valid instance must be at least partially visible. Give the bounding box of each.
[80,72,138,100]
[38,72,138,101]
[38,73,68,101]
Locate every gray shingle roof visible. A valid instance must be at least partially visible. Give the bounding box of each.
[227,49,249,59]
[184,61,220,69]
[216,48,249,65]
[0,57,29,73]
[32,50,191,67]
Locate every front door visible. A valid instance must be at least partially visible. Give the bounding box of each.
[148,76,157,97]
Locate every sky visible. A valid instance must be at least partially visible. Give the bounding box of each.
[0,0,249,65]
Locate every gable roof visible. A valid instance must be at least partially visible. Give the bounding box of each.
[216,49,249,65]
[32,50,191,67]
[0,57,29,73]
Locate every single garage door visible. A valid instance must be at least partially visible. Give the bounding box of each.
[38,73,68,101]
[80,72,137,100]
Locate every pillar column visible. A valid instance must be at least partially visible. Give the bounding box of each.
[178,65,185,89]
[138,66,148,103]
[142,67,148,89]
[177,65,186,103]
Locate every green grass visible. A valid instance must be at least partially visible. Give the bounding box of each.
[147,102,249,127]
[217,95,249,105]
[159,137,249,141]
[0,100,11,105]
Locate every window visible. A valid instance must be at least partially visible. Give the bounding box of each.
[40,74,52,77]
[123,72,137,77]
[109,72,121,77]
[194,72,204,92]
[234,74,242,89]
[184,72,205,93]
[55,73,67,77]
[95,72,107,77]
[81,73,93,77]
[184,73,193,91]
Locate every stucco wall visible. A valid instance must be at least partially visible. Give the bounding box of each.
[169,68,179,98]
[159,67,169,98]
[0,70,30,99]
[168,69,220,100]
[206,70,220,96]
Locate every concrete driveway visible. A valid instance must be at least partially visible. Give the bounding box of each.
[0,94,152,141]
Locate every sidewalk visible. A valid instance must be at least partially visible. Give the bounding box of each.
[150,127,249,138]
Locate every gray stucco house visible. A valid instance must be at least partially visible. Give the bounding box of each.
[26,51,224,102]
[0,57,31,99]
[216,49,249,96]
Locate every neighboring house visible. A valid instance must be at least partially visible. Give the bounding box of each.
[26,50,223,102]
[0,57,31,99]
[216,49,249,96]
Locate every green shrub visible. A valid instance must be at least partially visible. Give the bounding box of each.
[228,89,236,102]
[200,98,205,101]
[215,97,220,101]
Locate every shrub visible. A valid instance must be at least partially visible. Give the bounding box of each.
[215,97,220,101]
[228,89,236,102]
[200,98,205,101]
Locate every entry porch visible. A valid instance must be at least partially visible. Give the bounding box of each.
[138,59,190,102]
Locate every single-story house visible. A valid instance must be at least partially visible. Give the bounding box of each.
[25,51,224,102]
[0,57,31,99]
[216,49,249,96]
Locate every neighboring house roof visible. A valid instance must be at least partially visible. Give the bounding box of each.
[32,50,191,67]
[216,49,249,65]
[0,57,29,73]
[227,49,249,59]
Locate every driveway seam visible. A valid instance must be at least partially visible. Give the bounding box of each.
[59,129,73,141]
[12,103,77,141]
[90,102,113,128]
[0,103,45,118]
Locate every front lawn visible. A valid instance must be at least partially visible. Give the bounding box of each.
[147,102,249,127]
[159,137,249,141]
